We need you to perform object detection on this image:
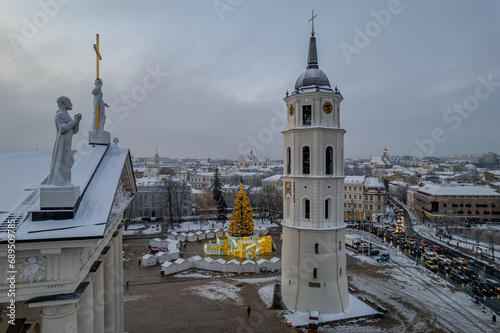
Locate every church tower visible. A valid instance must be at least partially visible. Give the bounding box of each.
[281,16,350,313]
[154,147,160,169]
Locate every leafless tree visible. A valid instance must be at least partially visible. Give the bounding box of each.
[430,211,464,236]
[252,185,283,224]
[474,227,483,247]
[194,189,216,223]
[160,178,190,230]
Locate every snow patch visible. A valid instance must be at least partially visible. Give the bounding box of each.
[258,284,274,308]
[186,281,242,305]
[123,294,151,302]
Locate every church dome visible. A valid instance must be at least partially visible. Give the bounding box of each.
[295,68,331,90]
[293,31,332,92]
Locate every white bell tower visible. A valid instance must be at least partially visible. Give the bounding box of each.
[281,14,350,314]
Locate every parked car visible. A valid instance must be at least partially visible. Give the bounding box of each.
[472,281,494,297]
[378,253,390,262]
[438,261,453,274]
[484,279,500,295]
[150,246,160,254]
[369,249,380,256]
[425,260,438,272]
[450,269,468,284]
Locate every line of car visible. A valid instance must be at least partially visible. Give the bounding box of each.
[416,242,500,297]
[355,221,500,299]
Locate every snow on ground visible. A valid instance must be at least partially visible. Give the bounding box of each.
[123,294,151,302]
[230,276,277,285]
[122,224,146,235]
[346,245,496,332]
[173,270,212,279]
[258,284,274,308]
[185,280,243,305]
[142,224,162,234]
[283,294,379,327]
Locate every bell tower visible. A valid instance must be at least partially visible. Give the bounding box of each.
[281,13,350,313]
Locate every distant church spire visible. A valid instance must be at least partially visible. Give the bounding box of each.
[307,10,319,70]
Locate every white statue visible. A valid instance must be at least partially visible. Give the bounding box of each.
[47,96,82,186]
[92,79,107,131]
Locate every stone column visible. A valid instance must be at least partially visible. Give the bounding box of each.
[117,228,124,332]
[103,240,116,333]
[77,279,94,333]
[93,261,105,333]
[113,231,122,332]
[40,303,78,333]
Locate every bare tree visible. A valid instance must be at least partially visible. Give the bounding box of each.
[430,211,463,236]
[160,178,190,230]
[253,185,283,224]
[194,189,216,223]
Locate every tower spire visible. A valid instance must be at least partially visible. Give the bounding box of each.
[307,10,319,70]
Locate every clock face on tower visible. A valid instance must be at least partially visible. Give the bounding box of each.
[288,104,295,116]
[323,102,333,114]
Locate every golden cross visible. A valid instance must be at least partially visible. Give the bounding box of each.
[93,34,102,80]
[309,10,317,36]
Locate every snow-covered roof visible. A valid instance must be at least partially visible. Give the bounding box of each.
[0,144,135,242]
[364,177,384,188]
[136,176,161,186]
[344,176,365,184]
[214,258,226,264]
[262,174,282,182]
[418,183,500,197]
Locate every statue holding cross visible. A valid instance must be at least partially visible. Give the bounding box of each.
[92,34,108,132]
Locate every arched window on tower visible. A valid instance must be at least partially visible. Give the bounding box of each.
[304,199,310,219]
[325,198,333,221]
[287,147,291,174]
[325,199,329,220]
[303,105,312,125]
[326,146,333,175]
[302,146,310,175]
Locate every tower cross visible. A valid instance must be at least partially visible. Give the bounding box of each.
[309,10,317,36]
[93,34,102,80]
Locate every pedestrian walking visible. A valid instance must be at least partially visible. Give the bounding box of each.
[125,281,129,289]
[493,314,497,324]
[247,305,251,317]
[138,259,141,267]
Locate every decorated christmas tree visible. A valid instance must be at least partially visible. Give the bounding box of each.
[228,183,254,237]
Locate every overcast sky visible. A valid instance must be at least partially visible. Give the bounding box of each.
[1,1,499,160]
